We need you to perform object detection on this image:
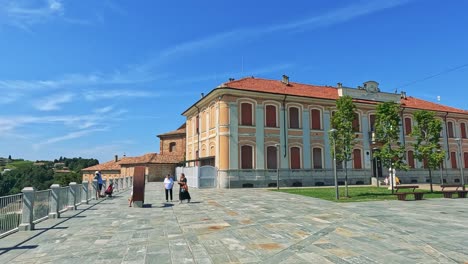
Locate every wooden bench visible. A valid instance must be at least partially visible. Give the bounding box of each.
[394,185,424,201]
[440,184,466,198]
[394,185,419,192]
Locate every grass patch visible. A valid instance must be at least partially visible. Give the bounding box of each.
[273,186,446,202]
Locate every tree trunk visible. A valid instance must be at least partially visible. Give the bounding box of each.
[344,160,349,197]
[428,168,433,193]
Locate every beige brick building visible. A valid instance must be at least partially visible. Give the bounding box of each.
[182,76,468,188]
[82,125,185,182]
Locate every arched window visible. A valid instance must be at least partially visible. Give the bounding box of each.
[447,121,454,138]
[404,117,412,135]
[312,147,322,169]
[352,113,360,132]
[240,103,253,126]
[266,146,278,169]
[407,150,415,168]
[290,147,301,169]
[461,123,467,139]
[311,109,322,130]
[289,107,300,129]
[241,145,253,169]
[265,105,277,127]
[169,142,176,153]
[353,149,362,169]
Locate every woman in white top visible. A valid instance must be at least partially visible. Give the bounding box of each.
[164,174,174,202]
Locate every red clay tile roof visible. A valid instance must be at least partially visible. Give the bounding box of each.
[157,127,185,137]
[221,77,467,114]
[81,160,121,171]
[118,153,182,165]
[401,96,468,114]
[222,77,339,100]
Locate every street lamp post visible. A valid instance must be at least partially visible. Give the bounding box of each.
[330,129,339,200]
[455,138,466,190]
[275,144,280,190]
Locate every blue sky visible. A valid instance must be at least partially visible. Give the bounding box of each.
[1,0,467,163]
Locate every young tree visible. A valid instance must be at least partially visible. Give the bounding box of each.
[374,101,408,193]
[411,110,444,192]
[331,95,357,197]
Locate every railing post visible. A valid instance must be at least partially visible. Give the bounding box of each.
[49,184,60,219]
[68,182,77,210]
[92,179,98,200]
[82,181,89,204]
[130,176,133,187]
[19,187,35,231]
[125,177,129,189]
[119,177,123,192]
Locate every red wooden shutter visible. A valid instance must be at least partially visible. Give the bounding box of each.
[266,146,277,169]
[290,147,301,169]
[464,152,468,168]
[266,105,276,127]
[311,109,321,130]
[241,145,253,169]
[352,113,360,132]
[405,118,412,135]
[407,151,415,168]
[451,152,457,168]
[241,103,252,126]
[448,122,454,138]
[461,123,467,139]
[289,107,299,128]
[369,115,376,131]
[353,149,362,169]
[313,148,322,169]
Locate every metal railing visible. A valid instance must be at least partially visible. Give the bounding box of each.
[0,176,133,238]
[33,190,50,224]
[0,193,23,238]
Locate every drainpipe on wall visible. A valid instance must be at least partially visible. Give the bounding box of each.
[443,112,449,176]
[194,105,200,167]
[400,107,406,148]
[282,94,288,158]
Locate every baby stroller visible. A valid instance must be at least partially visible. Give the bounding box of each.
[104,184,114,197]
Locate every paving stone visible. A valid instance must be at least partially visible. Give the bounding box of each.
[0,183,467,263]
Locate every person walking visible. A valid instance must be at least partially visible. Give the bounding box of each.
[94,171,103,199]
[164,174,174,202]
[178,173,191,203]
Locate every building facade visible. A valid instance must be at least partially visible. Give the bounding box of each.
[182,76,468,188]
[82,125,185,182]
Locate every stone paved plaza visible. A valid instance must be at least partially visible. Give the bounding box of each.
[0,182,467,263]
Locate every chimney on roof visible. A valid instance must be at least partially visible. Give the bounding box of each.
[282,75,289,85]
[201,93,204,98]
[114,155,118,162]
[337,82,343,88]
[400,91,407,99]
[228,78,235,82]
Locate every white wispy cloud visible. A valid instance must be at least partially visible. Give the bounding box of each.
[94,105,114,114]
[84,89,158,101]
[172,63,294,85]
[33,93,74,111]
[157,0,411,61]
[0,0,64,30]
[0,109,127,136]
[0,72,155,92]
[33,127,108,149]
